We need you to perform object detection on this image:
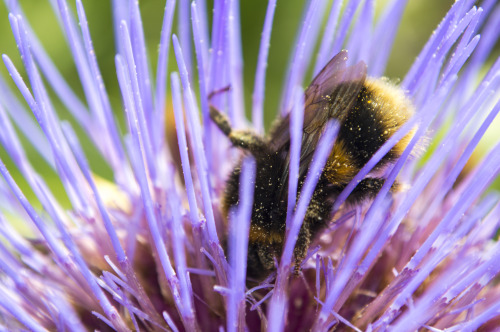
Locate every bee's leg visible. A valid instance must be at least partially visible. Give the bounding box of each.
[291,187,330,275]
[209,106,268,155]
[246,242,277,280]
[293,223,312,276]
[346,177,400,205]
[257,244,277,271]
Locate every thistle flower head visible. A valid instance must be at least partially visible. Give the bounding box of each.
[1,0,500,331]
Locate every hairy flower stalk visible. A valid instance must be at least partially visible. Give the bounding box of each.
[0,0,500,330]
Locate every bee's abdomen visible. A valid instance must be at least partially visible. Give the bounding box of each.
[222,154,288,230]
[325,78,415,185]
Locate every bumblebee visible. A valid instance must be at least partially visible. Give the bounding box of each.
[210,50,416,280]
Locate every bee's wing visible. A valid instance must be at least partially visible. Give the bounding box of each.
[270,51,366,149]
[299,59,367,176]
[271,51,367,183]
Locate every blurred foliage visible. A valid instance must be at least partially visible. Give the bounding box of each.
[0,0,456,125]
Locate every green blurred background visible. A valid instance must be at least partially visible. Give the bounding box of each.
[0,0,482,210]
[0,0,457,123]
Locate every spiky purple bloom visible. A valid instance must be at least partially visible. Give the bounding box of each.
[0,0,500,331]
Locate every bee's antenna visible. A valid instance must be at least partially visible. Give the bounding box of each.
[209,106,232,136]
[209,106,268,156]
